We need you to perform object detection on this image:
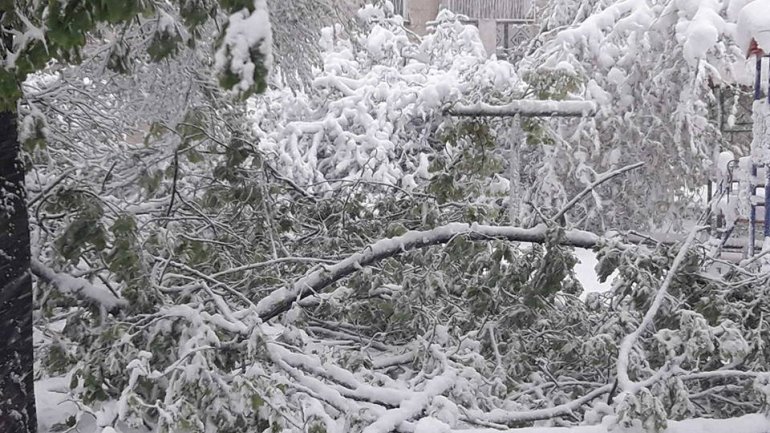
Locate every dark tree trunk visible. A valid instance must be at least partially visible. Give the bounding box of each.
[0,111,37,432]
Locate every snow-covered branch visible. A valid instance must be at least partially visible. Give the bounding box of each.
[463,383,613,425]
[255,223,602,321]
[550,162,645,224]
[616,225,705,393]
[362,369,457,433]
[30,259,125,311]
[448,100,597,118]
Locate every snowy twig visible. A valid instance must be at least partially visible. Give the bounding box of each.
[463,383,613,424]
[269,342,407,407]
[615,225,706,393]
[550,162,645,225]
[211,256,337,279]
[266,344,355,413]
[159,258,257,309]
[680,370,768,381]
[27,168,76,208]
[264,161,317,201]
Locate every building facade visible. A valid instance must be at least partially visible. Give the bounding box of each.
[393,0,538,58]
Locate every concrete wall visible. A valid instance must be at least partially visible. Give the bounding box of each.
[406,0,440,35]
[476,19,498,55]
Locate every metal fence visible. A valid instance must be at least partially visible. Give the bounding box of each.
[443,0,534,21]
[496,22,538,61]
[392,0,408,20]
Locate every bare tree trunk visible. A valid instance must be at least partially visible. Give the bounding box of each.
[0,110,37,433]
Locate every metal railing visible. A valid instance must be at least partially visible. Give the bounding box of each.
[392,0,409,21]
[442,0,534,21]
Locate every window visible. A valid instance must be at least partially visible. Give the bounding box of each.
[392,0,409,22]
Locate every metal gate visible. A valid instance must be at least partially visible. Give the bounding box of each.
[496,21,537,61]
[443,0,534,19]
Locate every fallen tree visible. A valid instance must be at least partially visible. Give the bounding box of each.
[255,222,604,321]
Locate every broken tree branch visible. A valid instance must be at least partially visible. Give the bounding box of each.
[255,222,604,322]
[550,161,645,225]
[30,259,126,311]
[448,100,598,118]
[616,224,706,393]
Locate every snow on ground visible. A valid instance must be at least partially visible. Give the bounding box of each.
[36,377,79,432]
[36,377,149,433]
[37,383,770,433]
[436,413,770,432]
[33,249,614,433]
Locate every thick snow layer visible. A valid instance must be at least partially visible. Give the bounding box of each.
[214,0,272,93]
[556,0,644,48]
[716,150,735,180]
[36,377,150,433]
[362,371,456,433]
[36,377,770,433]
[716,195,740,228]
[680,1,726,65]
[254,11,524,191]
[36,377,79,432]
[415,417,451,433]
[736,156,754,220]
[736,0,770,55]
[665,414,770,433]
[35,374,770,433]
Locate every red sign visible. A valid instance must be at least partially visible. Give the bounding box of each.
[748,38,766,58]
